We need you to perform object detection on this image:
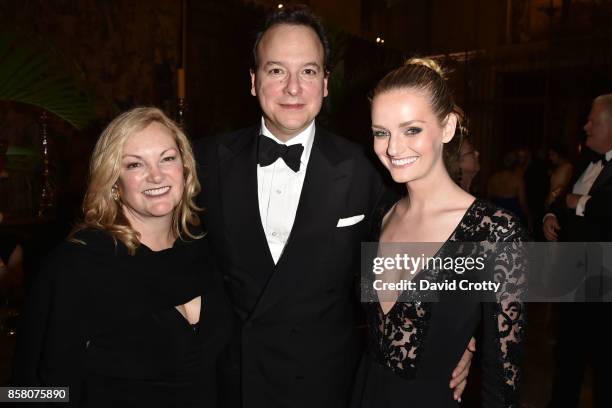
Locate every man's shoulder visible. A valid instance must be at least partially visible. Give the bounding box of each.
[316,127,371,162]
[315,127,386,194]
[193,126,259,161]
[216,126,259,142]
[317,126,357,146]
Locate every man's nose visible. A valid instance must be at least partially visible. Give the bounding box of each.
[284,73,301,96]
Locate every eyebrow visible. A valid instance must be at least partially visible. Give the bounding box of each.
[371,120,427,130]
[122,148,177,159]
[398,120,426,127]
[263,61,322,69]
[303,62,322,69]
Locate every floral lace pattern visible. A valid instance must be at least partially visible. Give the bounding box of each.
[366,198,527,406]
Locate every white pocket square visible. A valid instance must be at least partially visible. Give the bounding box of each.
[336,214,365,227]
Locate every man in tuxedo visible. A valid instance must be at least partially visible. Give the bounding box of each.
[196,6,472,407]
[544,95,612,243]
[544,94,612,407]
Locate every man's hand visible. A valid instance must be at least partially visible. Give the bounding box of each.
[543,215,561,241]
[450,337,476,402]
[566,193,581,210]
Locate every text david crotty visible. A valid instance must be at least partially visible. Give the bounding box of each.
[372,279,501,293]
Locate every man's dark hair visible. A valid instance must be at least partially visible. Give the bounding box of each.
[252,5,331,73]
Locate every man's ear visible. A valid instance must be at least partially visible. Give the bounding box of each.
[250,69,257,97]
[323,70,329,98]
[442,113,458,144]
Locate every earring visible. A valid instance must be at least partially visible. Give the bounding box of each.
[111,185,120,201]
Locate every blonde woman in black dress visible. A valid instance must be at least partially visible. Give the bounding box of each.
[13,107,233,407]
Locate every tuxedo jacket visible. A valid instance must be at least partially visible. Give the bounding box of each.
[195,125,385,408]
[551,150,612,242]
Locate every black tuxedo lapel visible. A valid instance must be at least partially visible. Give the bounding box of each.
[251,128,354,319]
[589,160,612,194]
[218,128,276,286]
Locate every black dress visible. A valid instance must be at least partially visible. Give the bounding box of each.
[12,228,233,407]
[352,198,528,408]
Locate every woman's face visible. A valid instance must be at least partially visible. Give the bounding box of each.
[117,122,184,225]
[371,88,456,184]
[459,139,480,174]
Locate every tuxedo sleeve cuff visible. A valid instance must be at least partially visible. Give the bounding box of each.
[576,195,591,217]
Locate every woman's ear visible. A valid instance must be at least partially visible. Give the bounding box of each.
[442,113,458,144]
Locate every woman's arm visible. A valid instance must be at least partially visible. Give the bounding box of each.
[545,163,574,208]
[554,163,573,193]
[481,213,528,407]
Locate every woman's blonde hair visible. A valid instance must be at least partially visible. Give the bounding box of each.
[70,107,202,254]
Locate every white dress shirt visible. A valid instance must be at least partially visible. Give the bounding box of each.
[573,149,612,216]
[257,118,315,263]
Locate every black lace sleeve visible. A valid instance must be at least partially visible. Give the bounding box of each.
[481,209,529,408]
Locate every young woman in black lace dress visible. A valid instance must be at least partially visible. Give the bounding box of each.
[352,59,527,407]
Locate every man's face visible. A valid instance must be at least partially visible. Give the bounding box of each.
[584,100,612,154]
[251,24,328,141]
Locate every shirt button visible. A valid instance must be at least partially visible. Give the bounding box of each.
[272,231,278,237]
[276,189,282,194]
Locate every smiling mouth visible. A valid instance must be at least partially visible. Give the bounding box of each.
[279,103,305,110]
[390,157,419,167]
[143,186,170,196]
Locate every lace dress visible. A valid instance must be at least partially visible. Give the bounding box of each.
[352,198,528,408]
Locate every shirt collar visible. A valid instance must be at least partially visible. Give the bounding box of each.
[606,149,612,162]
[260,117,316,167]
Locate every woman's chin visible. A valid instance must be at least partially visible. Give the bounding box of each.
[146,203,177,218]
[389,171,416,184]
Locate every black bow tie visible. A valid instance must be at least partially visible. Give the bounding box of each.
[258,136,304,172]
[591,153,610,165]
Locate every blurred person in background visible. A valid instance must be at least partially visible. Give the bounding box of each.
[544,143,573,209]
[457,136,480,193]
[487,150,531,229]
